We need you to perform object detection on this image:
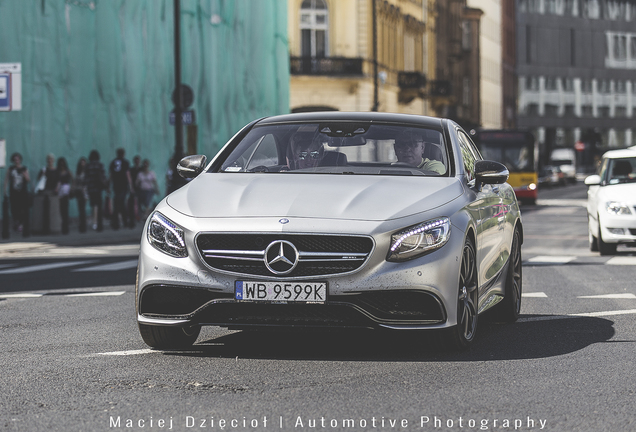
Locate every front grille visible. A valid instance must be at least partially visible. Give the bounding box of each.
[140,285,232,316]
[196,234,374,278]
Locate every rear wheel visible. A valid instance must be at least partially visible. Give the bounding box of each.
[445,237,478,350]
[138,324,201,349]
[490,227,522,322]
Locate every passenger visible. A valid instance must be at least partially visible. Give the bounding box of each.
[393,132,445,174]
[286,133,325,170]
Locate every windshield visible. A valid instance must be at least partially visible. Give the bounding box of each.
[606,157,636,184]
[217,122,448,176]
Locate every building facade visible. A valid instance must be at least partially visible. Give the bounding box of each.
[517,0,636,168]
[467,0,503,129]
[433,0,483,129]
[288,0,433,115]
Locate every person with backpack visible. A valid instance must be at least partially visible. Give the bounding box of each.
[108,148,134,230]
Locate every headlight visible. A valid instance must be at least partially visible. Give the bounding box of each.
[387,217,451,262]
[147,212,188,257]
[606,202,632,215]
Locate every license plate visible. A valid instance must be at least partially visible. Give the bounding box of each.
[235,281,327,303]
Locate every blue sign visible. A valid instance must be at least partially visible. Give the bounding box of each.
[0,73,10,111]
[169,110,195,125]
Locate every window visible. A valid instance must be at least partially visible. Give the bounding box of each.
[598,80,610,93]
[526,103,539,116]
[564,105,576,116]
[458,131,480,182]
[545,77,558,91]
[562,77,574,92]
[615,107,627,118]
[616,80,627,93]
[300,0,328,58]
[599,106,610,117]
[545,104,559,116]
[462,21,472,51]
[582,105,593,116]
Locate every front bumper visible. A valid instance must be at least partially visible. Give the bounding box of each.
[136,214,466,331]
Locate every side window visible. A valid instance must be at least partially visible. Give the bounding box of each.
[457,131,477,181]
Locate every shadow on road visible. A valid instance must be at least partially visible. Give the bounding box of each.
[163,314,617,362]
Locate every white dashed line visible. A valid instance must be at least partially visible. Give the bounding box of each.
[65,291,126,297]
[0,293,44,299]
[577,293,636,299]
[94,349,156,356]
[522,292,548,298]
[526,256,576,264]
[606,256,636,266]
[569,309,636,318]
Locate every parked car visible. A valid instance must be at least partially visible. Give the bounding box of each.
[538,165,564,188]
[136,112,523,350]
[550,148,577,183]
[585,148,636,255]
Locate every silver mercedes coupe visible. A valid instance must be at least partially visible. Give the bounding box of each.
[136,112,523,350]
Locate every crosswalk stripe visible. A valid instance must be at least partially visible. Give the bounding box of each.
[72,259,138,272]
[577,293,636,299]
[0,260,97,275]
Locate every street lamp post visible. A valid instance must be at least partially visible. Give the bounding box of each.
[173,0,183,161]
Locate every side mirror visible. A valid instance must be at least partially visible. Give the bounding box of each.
[474,160,509,186]
[584,174,601,186]
[177,155,207,179]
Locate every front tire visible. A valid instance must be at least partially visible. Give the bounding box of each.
[445,237,479,350]
[138,324,201,349]
[490,227,522,322]
[597,217,617,256]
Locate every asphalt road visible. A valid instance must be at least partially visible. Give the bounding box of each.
[1,182,635,432]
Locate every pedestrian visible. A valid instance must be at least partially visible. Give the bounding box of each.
[3,152,31,235]
[129,154,142,223]
[56,157,73,235]
[136,159,159,219]
[36,153,59,194]
[108,148,133,230]
[75,157,88,233]
[86,150,106,232]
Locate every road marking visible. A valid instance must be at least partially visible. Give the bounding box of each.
[526,256,576,264]
[94,349,156,356]
[606,256,636,266]
[569,309,636,317]
[72,259,138,272]
[536,199,587,207]
[0,260,97,274]
[0,293,44,299]
[577,293,636,299]
[519,309,636,322]
[65,291,126,297]
[522,292,548,298]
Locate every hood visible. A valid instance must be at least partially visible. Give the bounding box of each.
[167,173,463,221]
[598,182,636,203]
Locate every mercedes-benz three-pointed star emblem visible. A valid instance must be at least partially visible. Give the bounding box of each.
[264,240,299,275]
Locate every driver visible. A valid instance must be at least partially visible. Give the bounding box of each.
[286,132,325,170]
[393,132,445,174]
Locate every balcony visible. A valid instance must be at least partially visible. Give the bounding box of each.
[290,56,364,76]
[398,71,427,89]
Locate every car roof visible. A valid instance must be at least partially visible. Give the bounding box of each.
[256,111,445,129]
[602,147,636,159]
